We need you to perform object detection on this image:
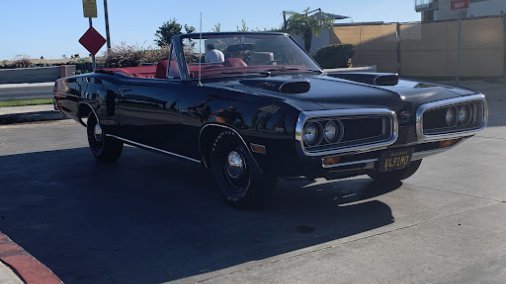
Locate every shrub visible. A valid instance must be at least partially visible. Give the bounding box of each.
[13,57,32,68]
[139,47,169,65]
[0,57,33,69]
[100,44,169,68]
[314,44,355,69]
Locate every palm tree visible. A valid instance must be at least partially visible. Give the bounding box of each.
[283,8,340,53]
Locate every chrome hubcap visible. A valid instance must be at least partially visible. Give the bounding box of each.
[94,123,103,142]
[226,151,244,179]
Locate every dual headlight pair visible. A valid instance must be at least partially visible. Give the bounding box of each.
[445,104,473,127]
[303,120,344,147]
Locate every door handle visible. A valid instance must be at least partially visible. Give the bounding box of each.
[118,88,132,93]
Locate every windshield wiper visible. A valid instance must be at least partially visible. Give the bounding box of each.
[265,67,324,74]
[211,71,272,77]
[265,67,301,72]
[306,69,324,74]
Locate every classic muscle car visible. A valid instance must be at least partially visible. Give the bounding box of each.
[54,32,488,207]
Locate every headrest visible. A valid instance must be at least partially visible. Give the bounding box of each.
[223,58,247,67]
[155,60,169,79]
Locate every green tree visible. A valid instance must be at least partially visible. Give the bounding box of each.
[155,18,182,47]
[283,8,335,53]
[154,19,196,47]
[212,22,222,32]
[155,18,195,47]
[184,24,196,34]
[236,20,250,32]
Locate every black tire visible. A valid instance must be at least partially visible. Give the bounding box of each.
[209,130,277,208]
[367,159,422,183]
[86,114,123,162]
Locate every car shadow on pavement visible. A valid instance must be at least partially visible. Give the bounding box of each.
[0,147,401,283]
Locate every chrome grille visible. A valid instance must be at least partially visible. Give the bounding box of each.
[296,109,398,157]
[416,94,488,141]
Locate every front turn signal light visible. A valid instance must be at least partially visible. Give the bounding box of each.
[322,156,341,167]
[439,139,461,148]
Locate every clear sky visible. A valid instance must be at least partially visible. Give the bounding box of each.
[0,0,420,60]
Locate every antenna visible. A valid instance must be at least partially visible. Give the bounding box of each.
[198,12,203,87]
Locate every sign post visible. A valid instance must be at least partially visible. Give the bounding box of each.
[88,18,97,71]
[451,0,469,84]
[82,0,99,70]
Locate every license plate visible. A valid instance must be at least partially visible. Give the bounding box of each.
[379,148,414,172]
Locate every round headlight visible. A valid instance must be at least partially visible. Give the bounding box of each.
[445,107,457,126]
[303,122,321,146]
[323,120,344,143]
[458,105,472,125]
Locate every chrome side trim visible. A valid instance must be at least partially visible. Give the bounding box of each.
[296,108,399,157]
[105,134,202,164]
[322,158,378,169]
[416,94,488,142]
[198,124,263,173]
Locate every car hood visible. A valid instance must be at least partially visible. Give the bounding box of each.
[203,74,478,112]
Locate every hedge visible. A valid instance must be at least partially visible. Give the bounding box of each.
[314,44,355,69]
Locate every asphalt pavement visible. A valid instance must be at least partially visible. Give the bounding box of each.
[0,81,504,283]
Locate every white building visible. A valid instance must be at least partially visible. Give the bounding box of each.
[415,0,506,22]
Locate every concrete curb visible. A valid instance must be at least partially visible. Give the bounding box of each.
[0,232,63,284]
[0,110,68,125]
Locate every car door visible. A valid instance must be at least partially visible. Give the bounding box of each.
[116,74,183,152]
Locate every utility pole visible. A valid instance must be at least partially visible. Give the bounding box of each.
[457,9,462,84]
[283,11,287,30]
[104,0,111,50]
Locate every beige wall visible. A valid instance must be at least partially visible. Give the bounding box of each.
[331,24,399,73]
[331,16,505,77]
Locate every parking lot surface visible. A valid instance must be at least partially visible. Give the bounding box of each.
[0,81,505,283]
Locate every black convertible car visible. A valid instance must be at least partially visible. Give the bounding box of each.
[54,32,488,207]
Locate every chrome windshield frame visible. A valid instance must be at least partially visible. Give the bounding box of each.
[173,32,323,81]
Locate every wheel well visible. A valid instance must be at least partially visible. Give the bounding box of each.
[78,103,94,127]
[199,126,224,168]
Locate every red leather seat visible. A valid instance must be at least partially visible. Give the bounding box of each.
[223,58,247,67]
[155,60,169,79]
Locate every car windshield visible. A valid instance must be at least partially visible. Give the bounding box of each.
[179,33,322,80]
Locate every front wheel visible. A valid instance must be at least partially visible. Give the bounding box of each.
[209,131,277,208]
[367,159,422,183]
[87,114,123,162]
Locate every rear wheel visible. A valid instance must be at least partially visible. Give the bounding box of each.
[367,159,422,183]
[209,130,277,208]
[86,114,123,162]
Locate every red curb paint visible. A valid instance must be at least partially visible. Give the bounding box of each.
[0,242,21,253]
[3,254,62,284]
[0,232,63,284]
